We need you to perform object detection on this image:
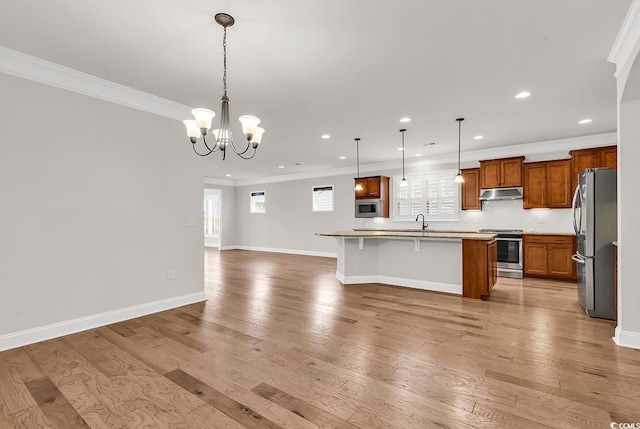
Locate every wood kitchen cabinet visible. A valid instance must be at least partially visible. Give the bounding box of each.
[523,159,572,208]
[523,234,576,280]
[461,168,482,210]
[569,145,617,190]
[462,238,498,299]
[355,176,389,200]
[479,156,525,189]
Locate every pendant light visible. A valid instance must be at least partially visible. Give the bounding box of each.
[399,129,408,188]
[354,138,364,191]
[454,118,465,183]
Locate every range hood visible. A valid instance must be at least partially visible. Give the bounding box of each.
[479,187,523,201]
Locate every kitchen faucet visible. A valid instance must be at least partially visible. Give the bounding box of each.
[415,214,428,230]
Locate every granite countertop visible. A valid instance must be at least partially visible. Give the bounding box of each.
[353,228,481,234]
[316,230,497,240]
[523,231,576,236]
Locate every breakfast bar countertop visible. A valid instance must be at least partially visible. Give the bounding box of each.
[316,230,497,240]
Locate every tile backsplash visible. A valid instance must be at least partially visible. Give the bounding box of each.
[362,199,573,233]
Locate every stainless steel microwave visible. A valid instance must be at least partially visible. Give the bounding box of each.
[355,199,382,218]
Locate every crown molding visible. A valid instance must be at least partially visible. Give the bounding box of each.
[608,0,640,76]
[211,132,617,187]
[0,45,192,120]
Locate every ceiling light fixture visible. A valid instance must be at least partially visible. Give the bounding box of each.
[339,156,346,160]
[578,118,592,124]
[182,13,264,160]
[474,135,484,140]
[354,138,364,192]
[400,117,412,123]
[515,91,532,99]
[399,129,409,188]
[454,118,465,183]
[321,134,331,139]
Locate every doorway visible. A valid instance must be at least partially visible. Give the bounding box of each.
[204,188,221,248]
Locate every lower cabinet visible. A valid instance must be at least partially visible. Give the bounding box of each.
[523,234,576,280]
[462,239,498,299]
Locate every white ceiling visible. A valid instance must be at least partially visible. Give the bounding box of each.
[0,1,632,180]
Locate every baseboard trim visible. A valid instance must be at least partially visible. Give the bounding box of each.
[336,272,461,295]
[613,326,640,350]
[0,291,207,352]
[221,245,337,258]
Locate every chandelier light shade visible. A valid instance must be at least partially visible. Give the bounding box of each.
[183,13,264,160]
[354,138,364,191]
[454,118,465,183]
[399,129,409,188]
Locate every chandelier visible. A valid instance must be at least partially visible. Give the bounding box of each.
[182,13,264,160]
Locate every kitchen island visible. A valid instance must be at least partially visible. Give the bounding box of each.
[316,230,498,299]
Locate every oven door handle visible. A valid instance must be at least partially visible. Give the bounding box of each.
[496,237,523,241]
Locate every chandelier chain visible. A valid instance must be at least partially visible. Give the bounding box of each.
[223,25,228,96]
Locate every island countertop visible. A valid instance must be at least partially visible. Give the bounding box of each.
[316,230,496,240]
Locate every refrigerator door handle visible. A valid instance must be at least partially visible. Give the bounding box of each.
[571,253,585,264]
[571,185,580,235]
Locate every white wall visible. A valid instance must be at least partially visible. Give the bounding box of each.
[234,174,361,255]
[0,74,205,348]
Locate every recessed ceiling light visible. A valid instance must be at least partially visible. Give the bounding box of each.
[397,147,405,151]
[278,165,285,169]
[414,153,422,157]
[400,117,411,123]
[474,135,484,140]
[339,156,346,160]
[321,134,330,139]
[515,91,532,99]
[578,118,592,124]
[225,174,231,177]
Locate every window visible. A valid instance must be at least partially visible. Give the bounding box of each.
[312,185,334,212]
[250,191,266,213]
[392,170,459,221]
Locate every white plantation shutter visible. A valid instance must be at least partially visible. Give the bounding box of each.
[312,185,334,211]
[392,171,459,221]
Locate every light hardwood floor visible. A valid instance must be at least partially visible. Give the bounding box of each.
[1,248,639,428]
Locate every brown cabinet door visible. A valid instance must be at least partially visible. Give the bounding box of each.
[546,160,572,208]
[355,177,382,199]
[571,148,601,190]
[480,160,501,188]
[354,178,368,199]
[523,163,546,208]
[523,243,548,276]
[461,168,482,210]
[501,158,524,187]
[547,244,575,279]
[488,240,498,290]
[601,146,617,170]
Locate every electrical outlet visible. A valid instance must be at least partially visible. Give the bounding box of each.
[167,269,175,280]
[187,217,197,227]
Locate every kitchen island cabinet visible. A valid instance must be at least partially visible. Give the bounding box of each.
[317,230,498,300]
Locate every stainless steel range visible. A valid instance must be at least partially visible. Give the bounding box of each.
[480,229,523,279]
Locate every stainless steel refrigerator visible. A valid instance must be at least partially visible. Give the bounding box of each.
[571,168,617,320]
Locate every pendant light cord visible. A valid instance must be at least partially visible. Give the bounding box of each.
[400,129,406,180]
[355,138,360,178]
[456,118,464,172]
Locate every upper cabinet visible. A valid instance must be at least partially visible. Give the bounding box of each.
[523,159,572,209]
[461,168,482,210]
[355,176,389,200]
[569,145,617,190]
[479,156,525,188]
